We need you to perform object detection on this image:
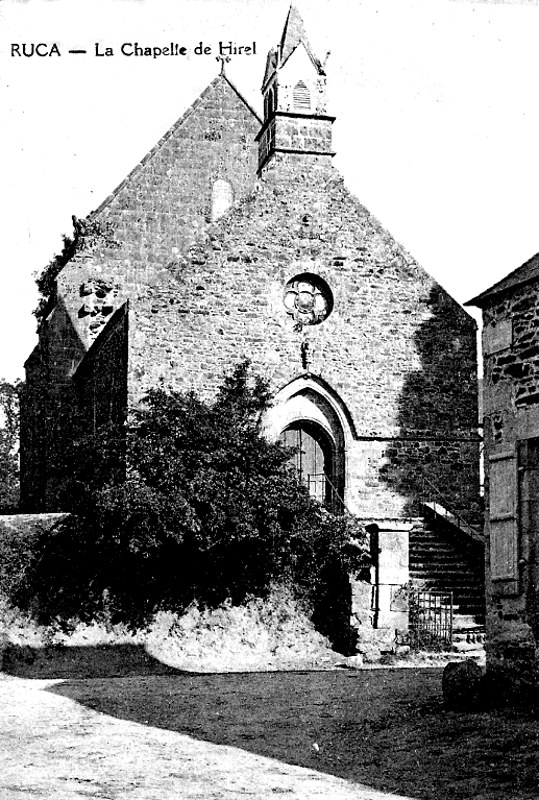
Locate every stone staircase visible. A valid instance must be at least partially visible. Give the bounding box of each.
[409,508,486,650]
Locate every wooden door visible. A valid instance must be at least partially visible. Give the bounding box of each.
[282,424,330,504]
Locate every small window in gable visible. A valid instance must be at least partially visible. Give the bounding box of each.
[293,81,311,111]
[211,179,234,222]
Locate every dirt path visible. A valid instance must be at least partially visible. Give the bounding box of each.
[1,668,538,800]
[0,674,411,800]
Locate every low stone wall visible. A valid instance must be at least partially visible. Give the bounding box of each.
[0,512,69,540]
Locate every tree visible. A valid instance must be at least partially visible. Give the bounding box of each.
[0,380,21,511]
[13,363,369,647]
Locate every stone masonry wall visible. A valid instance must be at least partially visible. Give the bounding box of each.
[21,74,260,509]
[92,74,260,274]
[119,151,479,519]
[481,277,539,696]
[484,281,539,409]
[122,153,477,426]
[21,299,86,511]
[73,305,129,490]
[24,80,479,521]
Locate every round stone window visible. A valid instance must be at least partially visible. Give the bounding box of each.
[283,273,333,326]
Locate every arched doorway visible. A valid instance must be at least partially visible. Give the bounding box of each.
[281,421,337,509]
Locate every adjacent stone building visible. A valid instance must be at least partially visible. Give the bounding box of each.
[21,7,482,638]
[468,255,539,695]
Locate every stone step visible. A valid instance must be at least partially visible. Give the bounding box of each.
[409,571,483,582]
[410,568,481,578]
[409,580,483,591]
[408,520,486,624]
[410,552,480,561]
[452,614,485,630]
[452,631,485,644]
[409,535,462,544]
[413,598,484,613]
[408,580,484,594]
[408,539,478,555]
[409,545,480,558]
[451,638,485,653]
[410,551,477,560]
[410,558,481,570]
[409,544,462,554]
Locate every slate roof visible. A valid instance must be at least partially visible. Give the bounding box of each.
[279,5,325,74]
[466,252,539,308]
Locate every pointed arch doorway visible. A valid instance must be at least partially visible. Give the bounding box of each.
[266,376,353,514]
[282,422,335,506]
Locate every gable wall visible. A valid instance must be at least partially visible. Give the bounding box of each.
[22,77,260,510]
[24,83,479,523]
[122,152,479,519]
[93,76,260,273]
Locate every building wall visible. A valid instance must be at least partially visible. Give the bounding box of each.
[120,151,480,521]
[22,81,479,528]
[20,298,86,511]
[73,305,129,490]
[481,279,539,694]
[94,74,260,273]
[21,74,260,510]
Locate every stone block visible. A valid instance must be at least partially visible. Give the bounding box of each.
[442,658,484,709]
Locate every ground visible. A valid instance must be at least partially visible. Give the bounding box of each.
[1,662,538,800]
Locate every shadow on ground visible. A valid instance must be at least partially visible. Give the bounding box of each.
[1,642,180,679]
[44,663,539,800]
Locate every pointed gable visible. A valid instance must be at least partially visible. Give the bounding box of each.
[92,72,260,250]
[45,71,262,357]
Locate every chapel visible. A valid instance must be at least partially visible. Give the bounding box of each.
[20,6,483,639]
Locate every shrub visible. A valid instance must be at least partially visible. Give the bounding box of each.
[0,379,21,511]
[12,362,369,649]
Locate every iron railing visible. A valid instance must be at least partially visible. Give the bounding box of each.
[421,475,483,542]
[306,471,346,515]
[407,589,454,650]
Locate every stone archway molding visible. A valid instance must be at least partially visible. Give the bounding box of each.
[264,375,356,446]
[264,376,356,508]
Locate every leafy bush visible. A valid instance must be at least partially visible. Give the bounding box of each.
[0,379,21,511]
[33,234,76,321]
[12,363,369,650]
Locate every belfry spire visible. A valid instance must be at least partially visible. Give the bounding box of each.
[257,5,335,172]
[279,5,324,72]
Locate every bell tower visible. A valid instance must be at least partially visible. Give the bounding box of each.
[257,5,335,172]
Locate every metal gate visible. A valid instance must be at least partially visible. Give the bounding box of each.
[408,590,453,650]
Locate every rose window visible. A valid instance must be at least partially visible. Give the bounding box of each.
[283,274,333,326]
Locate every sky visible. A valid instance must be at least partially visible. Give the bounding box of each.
[1,0,539,381]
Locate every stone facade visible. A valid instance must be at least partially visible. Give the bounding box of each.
[21,72,260,511]
[21,7,481,637]
[468,258,539,697]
